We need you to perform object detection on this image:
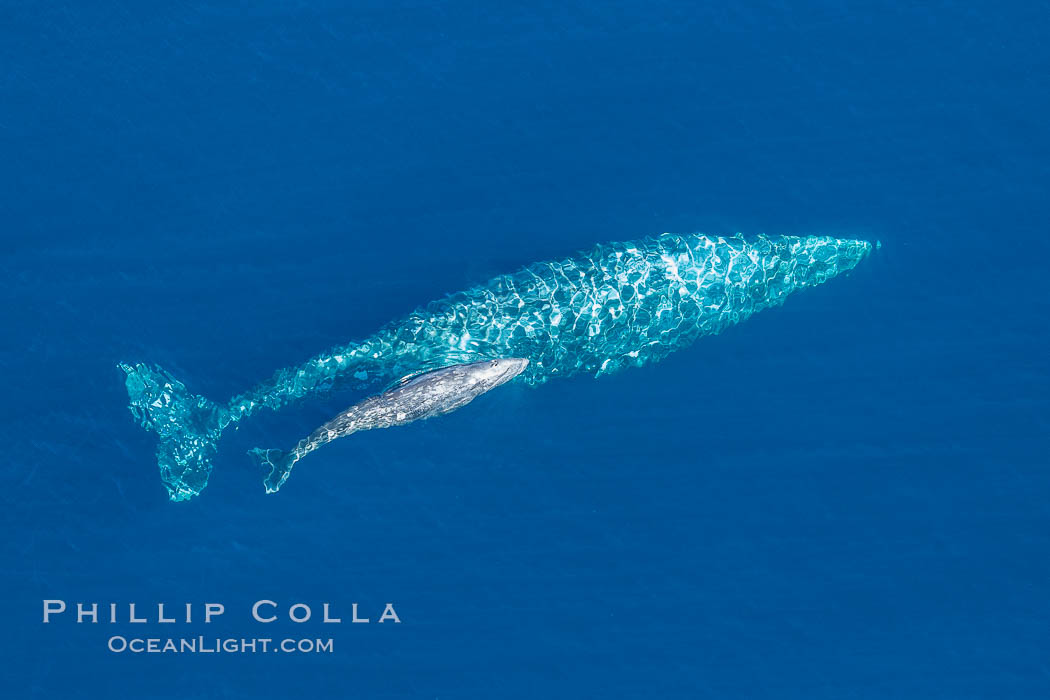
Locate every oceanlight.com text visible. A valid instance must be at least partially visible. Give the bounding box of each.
[107,636,334,654]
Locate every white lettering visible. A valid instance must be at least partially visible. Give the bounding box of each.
[205,603,224,623]
[289,603,311,623]
[379,604,401,623]
[252,600,277,623]
[43,599,66,623]
[77,603,98,623]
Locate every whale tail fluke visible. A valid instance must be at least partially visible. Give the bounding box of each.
[119,362,227,502]
[247,447,297,494]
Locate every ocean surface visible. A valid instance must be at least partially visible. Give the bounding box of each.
[2,1,1048,697]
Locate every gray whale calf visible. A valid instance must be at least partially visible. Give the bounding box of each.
[249,358,528,493]
[121,232,872,501]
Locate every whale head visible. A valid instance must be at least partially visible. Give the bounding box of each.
[469,357,529,390]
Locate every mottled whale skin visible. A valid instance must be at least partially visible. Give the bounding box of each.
[121,232,872,501]
[249,358,528,493]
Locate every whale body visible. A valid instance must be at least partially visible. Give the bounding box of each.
[121,232,872,501]
[249,358,529,494]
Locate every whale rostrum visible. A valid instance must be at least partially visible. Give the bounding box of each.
[121,232,872,501]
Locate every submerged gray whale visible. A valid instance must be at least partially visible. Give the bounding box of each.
[121,232,872,501]
[250,358,529,493]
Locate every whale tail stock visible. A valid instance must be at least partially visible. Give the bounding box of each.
[119,362,227,502]
[246,448,297,494]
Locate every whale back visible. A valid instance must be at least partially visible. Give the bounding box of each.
[387,233,872,384]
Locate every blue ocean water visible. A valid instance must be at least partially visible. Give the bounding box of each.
[2,1,1047,697]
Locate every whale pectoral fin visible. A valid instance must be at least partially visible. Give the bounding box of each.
[247,448,296,494]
